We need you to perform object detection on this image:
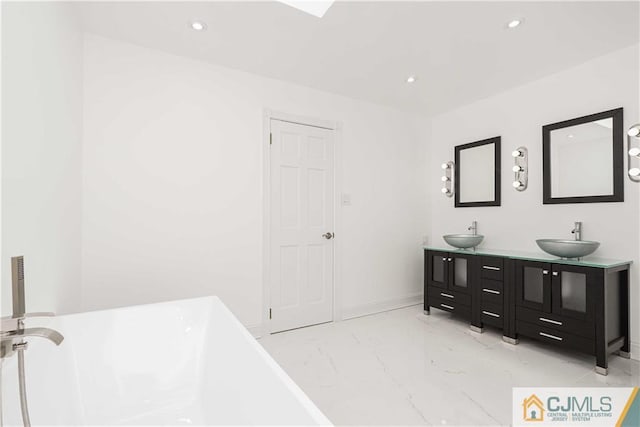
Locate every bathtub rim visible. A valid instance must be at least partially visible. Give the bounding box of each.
[3,295,332,426]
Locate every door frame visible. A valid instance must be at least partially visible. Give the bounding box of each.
[261,109,343,336]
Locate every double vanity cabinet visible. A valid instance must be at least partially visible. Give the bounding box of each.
[424,247,632,375]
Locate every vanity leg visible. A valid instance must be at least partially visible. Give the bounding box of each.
[595,364,608,376]
[617,350,631,359]
[620,269,631,355]
[594,270,608,376]
[502,335,519,345]
[595,342,608,376]
[470,325,484,334]
[423,251,431,316]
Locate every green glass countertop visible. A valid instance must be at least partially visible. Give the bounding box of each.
[423,246,632,269]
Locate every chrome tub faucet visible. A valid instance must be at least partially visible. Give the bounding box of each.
[1,321,64,357]
[1,256,64,358]
[1,256,64,427]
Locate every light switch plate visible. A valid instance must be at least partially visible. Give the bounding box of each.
[341,193,352,206]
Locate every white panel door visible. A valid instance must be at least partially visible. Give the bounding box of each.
[269,119,334,333]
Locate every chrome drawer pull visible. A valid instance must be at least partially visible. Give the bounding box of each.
[482,266,501,271]
[442,257,447,261]
[482,310,500,318]
[552,272,559,276]
[447,258,452,262]
[543,270,549,275]
[482,288,501,295]
[539,332,563,341]
[539,317,562,326]
[440,293,454,299]
[440,304,454,310]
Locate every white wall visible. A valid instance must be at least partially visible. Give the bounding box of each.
[426,45,640,357]
[81,35,427,328]
[1,2,83,316]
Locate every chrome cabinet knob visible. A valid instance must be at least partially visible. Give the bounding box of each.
[322,232,334,240]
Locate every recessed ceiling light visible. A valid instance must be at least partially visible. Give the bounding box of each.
[407,75,417,83]
[507,19,522,29]
[190,21,207,31]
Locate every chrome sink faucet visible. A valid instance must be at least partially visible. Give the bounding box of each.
[468,221,478,236]
[571,222,582,241]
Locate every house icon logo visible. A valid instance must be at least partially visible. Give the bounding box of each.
[523,394,545,422]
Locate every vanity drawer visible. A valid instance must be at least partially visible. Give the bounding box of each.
[480,305,504,328]
[428,287,471,306]
[481,257,503,280]
[430,296,471,318]
[480,279,504,306]
[516,306,594,339]
[480,300,503,315]
[516,320,594,355]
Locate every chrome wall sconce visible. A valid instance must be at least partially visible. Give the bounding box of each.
[628,123,640,182]
[441,161,454,197]
[511,147,528,191]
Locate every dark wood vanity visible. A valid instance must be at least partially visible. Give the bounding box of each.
[424,247,631,375]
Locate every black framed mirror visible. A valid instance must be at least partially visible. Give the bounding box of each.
[454,136,501,207]
[543,108,624,204]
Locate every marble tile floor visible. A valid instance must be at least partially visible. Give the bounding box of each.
[259,304,639,426]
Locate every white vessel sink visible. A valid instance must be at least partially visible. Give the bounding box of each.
[536,239,600,259]
[443,234,484,249]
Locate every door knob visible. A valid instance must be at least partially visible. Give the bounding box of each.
[322,232,334,240]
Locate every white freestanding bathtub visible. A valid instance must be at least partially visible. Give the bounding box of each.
[0,296,330,426]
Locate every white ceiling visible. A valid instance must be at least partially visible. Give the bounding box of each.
[77,1,640,115]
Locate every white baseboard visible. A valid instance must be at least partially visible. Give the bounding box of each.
[341,293,423,321]
[630,341,639,361]
[249,294,423,339]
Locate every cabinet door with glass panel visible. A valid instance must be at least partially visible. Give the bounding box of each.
[515,260,552,312]
[426,250,449,289]
[550,264,596,322]
[515,260,593,320]
[426,251,473,294]
[447,253,473,294]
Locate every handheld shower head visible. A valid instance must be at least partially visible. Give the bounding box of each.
[11,256,26,318]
